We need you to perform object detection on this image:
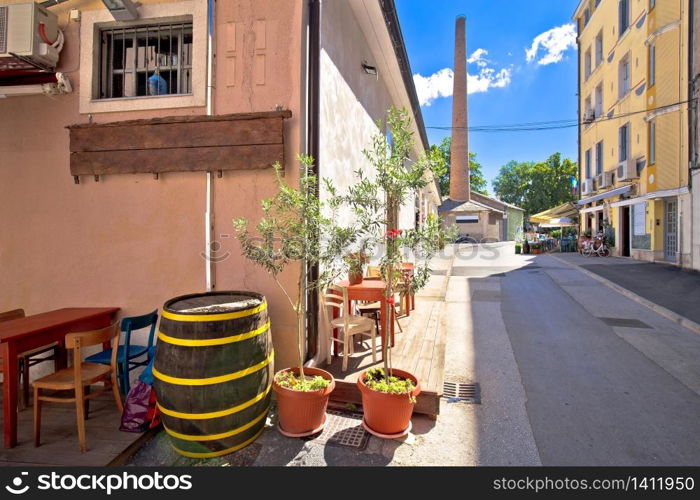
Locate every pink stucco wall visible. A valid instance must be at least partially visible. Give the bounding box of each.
[0,0,304,370]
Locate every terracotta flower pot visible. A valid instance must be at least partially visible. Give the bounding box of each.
[357,369,421,438]
[273,366,335,437]
[348,270,364,285]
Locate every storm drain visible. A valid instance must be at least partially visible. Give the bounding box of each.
[306,409,369,449]
[598,317,652,329]
[443,381,481,404]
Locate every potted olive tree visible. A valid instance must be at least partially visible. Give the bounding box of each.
[344,108,449,438]
[233,155,355,437]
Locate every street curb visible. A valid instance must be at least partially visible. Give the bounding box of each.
[548,254,700,336]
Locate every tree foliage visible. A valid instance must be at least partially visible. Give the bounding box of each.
[492,153,577,218]
[430,137,489,197]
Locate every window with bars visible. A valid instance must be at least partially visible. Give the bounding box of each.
[98,20,193,99]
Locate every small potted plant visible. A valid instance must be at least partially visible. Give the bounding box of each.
[234,155,355,437]
[343,251,368,285]
[530,242,542,254]
[515,243,522,254]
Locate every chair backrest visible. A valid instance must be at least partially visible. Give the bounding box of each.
[366,265,381,278]
[320,285,349,334]
[0,308,25,323]
[121,310,159,350]
[66,323,120,380]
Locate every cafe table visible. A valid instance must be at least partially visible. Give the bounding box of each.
[333,279,395,356]
[0,307,119,448]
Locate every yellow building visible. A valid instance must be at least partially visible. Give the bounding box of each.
[574,0,691,265]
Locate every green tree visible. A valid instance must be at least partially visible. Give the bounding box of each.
[492,153,577,218]
[430,137,489,197]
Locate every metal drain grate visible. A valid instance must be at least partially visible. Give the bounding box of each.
[305,409,369,449]
[443,381,481,404]
[598,317,652,329]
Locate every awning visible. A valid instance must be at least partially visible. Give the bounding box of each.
[529,202,578,224]
[577,185,632,206]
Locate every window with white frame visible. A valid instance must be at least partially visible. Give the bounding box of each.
[618,53,630,98]
[456,215,479,224]
[584,95,593,122]
[585,148,592,179]
[595,30,604,67]
[98,20,193,99]
[584,7,591,27]
[619,123,630,162]
[619,0,630,37]
[584,48,592,79]
[596,140,604,175]
[648,42,655,87]
[649,119,656,165]
[595,83,603,118]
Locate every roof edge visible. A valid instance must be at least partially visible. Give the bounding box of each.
[378,0,430,151]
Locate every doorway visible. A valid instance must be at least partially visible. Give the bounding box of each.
[664,199,678,262]
[620,206,630,257]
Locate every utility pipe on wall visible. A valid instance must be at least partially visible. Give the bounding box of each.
[205,0,215,291]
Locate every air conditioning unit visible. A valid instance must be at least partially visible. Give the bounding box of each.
[617,157,638,181]
[583,110,595,123]
[0,71,71,97]
[582,178,596,195]
[596,170,615,189]
[0,2,61,70]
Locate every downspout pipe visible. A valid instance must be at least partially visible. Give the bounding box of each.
[205,0,215,291]
[305,0,321,363]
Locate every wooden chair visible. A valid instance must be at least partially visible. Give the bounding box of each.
[0,309,59,408]
[85,310,158,394]
[33,323,123,453]
[357,267,403,333]
[322,285,377,371]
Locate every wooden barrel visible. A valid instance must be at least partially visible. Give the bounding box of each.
[153,291,273,458]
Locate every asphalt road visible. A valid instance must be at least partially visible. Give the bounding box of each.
[500,256,700,465]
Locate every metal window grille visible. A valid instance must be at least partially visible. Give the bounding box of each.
[99,21,193,99]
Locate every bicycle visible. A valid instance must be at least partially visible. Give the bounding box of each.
[582,232,610,257]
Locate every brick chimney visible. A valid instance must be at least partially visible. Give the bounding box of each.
[449,15,470,202]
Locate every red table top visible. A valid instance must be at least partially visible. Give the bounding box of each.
[0,307,120,343]
[335,279,387,291]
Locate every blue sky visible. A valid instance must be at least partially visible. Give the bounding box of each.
[396,0,581,192]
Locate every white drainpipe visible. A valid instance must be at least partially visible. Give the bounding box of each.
[205,0,215,291]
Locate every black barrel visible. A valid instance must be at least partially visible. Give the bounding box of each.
[153,291,273,458]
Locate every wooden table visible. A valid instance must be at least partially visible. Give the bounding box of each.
[334,280,394,356]
[0,307,119,448]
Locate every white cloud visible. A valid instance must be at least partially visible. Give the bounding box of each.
[413,68,455,107]
[413,50,512,106]
[525,23,577,65]
[467,48,489,67]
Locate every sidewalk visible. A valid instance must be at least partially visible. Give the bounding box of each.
[126,244,541,466]
[552,253,700,332]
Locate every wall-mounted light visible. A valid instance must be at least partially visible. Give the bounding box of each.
[101,0,139,21]
[361,61,378,80]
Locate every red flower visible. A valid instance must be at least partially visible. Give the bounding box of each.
[385,229,403,240]
[388,295,395,305]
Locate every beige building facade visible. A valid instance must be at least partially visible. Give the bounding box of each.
[0,0,437,370]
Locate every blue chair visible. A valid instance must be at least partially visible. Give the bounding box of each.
[85,310,158,394]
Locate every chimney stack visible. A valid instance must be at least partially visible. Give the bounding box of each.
[449,15,470,202]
